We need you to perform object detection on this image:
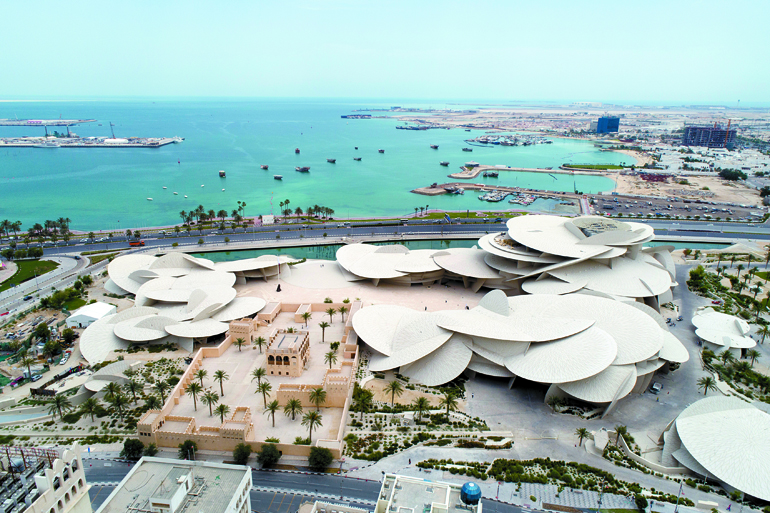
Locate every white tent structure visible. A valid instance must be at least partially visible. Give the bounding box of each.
[352,290,688,417]
[66,302,117,328]
[691,307,756,358]
[661,396,770,501]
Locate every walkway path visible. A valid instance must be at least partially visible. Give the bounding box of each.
[0,261,17,285]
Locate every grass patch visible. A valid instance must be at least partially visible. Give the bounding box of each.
[600,509,639,513]
[87,252,118,265]
[0,260,59,293]
[63,298,87,311]
[81,249,123,256]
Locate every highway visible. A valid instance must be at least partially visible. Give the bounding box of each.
[83,460,524,512]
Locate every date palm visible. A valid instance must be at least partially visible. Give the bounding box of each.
[747,348,762,367]
[104,381,121,401]
[201,391,219,416]
[213,370,229,397]
[301,311,312,327]
[697,376,718,396]
[325,307,336,323]
[438,390,458,416]
[718,350,735,366]
[254,336,266,354]
[284,398,303,421]
[194,368,208,387]
[302,411,323,443]
[251,367,266,386]
[124,380,141,404]
[264,400,279,427]
[257,381,272,408]
[234,337,246,352]
[384,380,404,406]
[338,305,348,323]
[215,403,231,424]
[79,397,100,422]
[48,394,73,420]
[318,322,330,343]
[109,392,128,419]
[413,397,430,421]
[154,381,170,404]
[575,427,589,446]
[144,395,161,410]
[309,387,326,411]
[324,350,338,369]
[186,382,203,411]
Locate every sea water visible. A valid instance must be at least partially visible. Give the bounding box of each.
[0,99,622,231]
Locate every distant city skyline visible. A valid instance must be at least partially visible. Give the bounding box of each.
[2,0,768,103]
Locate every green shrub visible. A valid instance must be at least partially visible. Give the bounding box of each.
[62,412,82,424]
[144,443,158,456]
[294,436,310,445]
[530,496,537,502]
[265,437,280,443]
[309,446,334,471]
[233,443,252,465]
[257,444,280,467]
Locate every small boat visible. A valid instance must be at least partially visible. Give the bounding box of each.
[440,161,449,166]
[354,146,358,150]
[173,192,178,195]
[430,144,439,149]
[483,171,499,178]
[261,165,269,170]
[184,195,188,198]
[327,158,336,163]
[295,166,310,172]
[147,198,153,201]
[465,129,471,132]
[295,148,300,154]
[163,186,167,189]
[378,149,385,153]
[462,148,473,152]
[353,157,362,161]
[222,188,226,192]
[274,175,283,180]
[219,170,226,178]
[178,159,180,164]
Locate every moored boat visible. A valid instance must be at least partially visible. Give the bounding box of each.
[378,149,384,153]
[295,148,300,154]
[274,175,283,180]
[440,161,449,166]
[219,170,226,178]
[462,148,473,152]
[295,166,310,172]
[353,157,362,161]
[327,158,336,163]
[430,144,439,149]
[261,164,269,170]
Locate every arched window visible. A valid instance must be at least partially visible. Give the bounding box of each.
[267,356,275,364]
[63,467,70,480]
[78,479,84,489]
[283,356,289,364]
[71,459,79,471]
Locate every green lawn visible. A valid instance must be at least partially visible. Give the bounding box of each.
[0,259,59,293]
[63,298,87,311]
[87,252,118,265]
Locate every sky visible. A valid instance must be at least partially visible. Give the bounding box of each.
[2,0,768,103]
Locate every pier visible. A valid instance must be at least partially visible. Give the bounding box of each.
[0,136,183,148]
[0,119,95,127]
[447,164,619,180]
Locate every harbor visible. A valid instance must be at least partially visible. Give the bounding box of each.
[0,136,183,148]
[447,163,622,179]
[412,181,585,212]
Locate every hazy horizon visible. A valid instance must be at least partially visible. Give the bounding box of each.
[2,0,769,103]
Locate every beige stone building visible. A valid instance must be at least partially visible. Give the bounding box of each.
[266,329,310,377]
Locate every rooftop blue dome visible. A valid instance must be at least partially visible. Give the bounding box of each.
[460,482,482,505]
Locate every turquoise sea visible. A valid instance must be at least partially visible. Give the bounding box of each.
[0,99,625,231]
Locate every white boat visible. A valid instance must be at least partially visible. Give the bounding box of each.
[33,142,60,148]
[184,195,188,198]
[163,186,167,189]
[173,192,178,195]
[201,184,205,187]
[222,189,225,192]
[147,198,153,201]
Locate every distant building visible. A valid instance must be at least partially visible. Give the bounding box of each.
[593,116,620,133]
[95,457,251,513]
[375,474,482,513]
[682,124,736,149]
[65,301,117,328]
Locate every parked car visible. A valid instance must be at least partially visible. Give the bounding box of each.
[712,300,722,305]
[650,382,663,394]
[23,296,33,301]
[677,316,683,321]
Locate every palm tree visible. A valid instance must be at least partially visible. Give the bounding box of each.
[125,380,141,404]
[254,336,266,353]
[201,391,219,416]
[20,357,35,381]
[194,369,208,388]
[302,411,323,442]
[79,397,100,422]
[758,324,770,344]
[438,390,458,416]
[736,264,745,280]
[309,387,327,411]
[384,380,404,406]
[338,305,348,323]
[214,370,229,397]
[104,381,121,401]
[185,382,203,411]
[353,389,373,420]
[154,381,170,404]
[325,307,336,323]
[284,398,303,421]
[747,349,762,367]
[48,394,73,420]
[215,403,231,423]
[614,425,628,446]
[145,395,161,410]
[264,400,279,427]
[413,397,430,421]
[697,376,718,395]
[719,350,735,366]
[318,322,330,342]
[109,393,129,419]
[234,337,246,352]
[251,367,266,386]
[257,381,272,408]
[575,427,589,446]
[301,311,312,327]
[324,350,338,369]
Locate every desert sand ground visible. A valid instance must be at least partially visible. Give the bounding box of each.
[613,173,761,205]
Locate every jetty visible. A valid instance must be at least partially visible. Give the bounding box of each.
[447,164,622,180]
[0,136,183,148]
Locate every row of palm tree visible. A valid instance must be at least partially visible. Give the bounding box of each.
[697,348,763,396]
[413,204,430,217]
[1,217,72,240]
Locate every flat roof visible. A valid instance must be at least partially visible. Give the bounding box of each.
[96,457,249,513]
[381,474,475,513]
